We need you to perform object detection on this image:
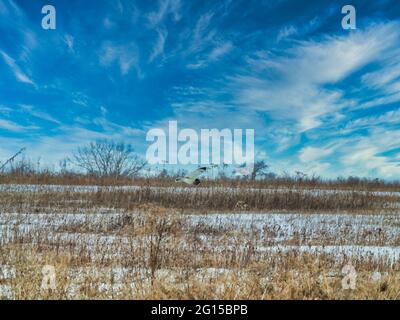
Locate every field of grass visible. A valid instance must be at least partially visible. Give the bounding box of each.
[1,176,399,300]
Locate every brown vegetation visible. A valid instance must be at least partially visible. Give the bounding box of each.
[1,205,399,299]
[0,170,399,300]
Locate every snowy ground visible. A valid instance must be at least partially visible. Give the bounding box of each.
[1,211,399,299]
[1,184,399,299]
[1,211,399,261]
[1,183,399,197]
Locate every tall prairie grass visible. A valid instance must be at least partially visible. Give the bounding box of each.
[1,172,399,192]
[0,186,397,213]
[1,175,399,300]
[1,206,399,300]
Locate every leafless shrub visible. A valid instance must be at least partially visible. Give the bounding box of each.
[71,140,146,177]
[251,160,270,180]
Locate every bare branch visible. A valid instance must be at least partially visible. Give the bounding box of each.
[0,148,26,172]
[72,140,146,177]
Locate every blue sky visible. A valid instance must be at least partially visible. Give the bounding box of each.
[0,0,400,178]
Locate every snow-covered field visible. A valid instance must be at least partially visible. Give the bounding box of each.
[1,183,399,197]
[1,184,399,299]
[1,211,399,261]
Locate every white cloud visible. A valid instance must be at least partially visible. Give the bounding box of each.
[276,12,328,42]
[360,91,400,109]
[208,42,233,60]
[7,0,23,16]
[149,28,168,62]
[20,105,61,125]
[0,118,37,132]
[141,20,400,178]
[187,41,233,69]
[339,128,400,178]
[103,17,115,29]
[0,50,35,86]
[0,105,12,114]
[296,161,332,177]
[0,0,23,17]
[180,9,235,69]
[100,106,108,116]
[0,119,146,168]
[299,146,334,163]
[71,92,89,107]
[99,42,140,76]
[277,25,297,42]
[344,109,400,131]
[1,0,39,63]
[148,0,181,26]
[63,34,74,54]
[232,23,400,133]
[362,62,400,91]
[189,12,216,54]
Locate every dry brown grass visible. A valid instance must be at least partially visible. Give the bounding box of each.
[0,185,397,214]
[1,171,399,192]
[1,178,399,300]
[2,244,400,300]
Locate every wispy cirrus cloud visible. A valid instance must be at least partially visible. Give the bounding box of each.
[149,28,168,62]
[277,25,298,42]
[158,19,400,178]
[1,0,400,179]
[231,22,400,133]
[340,128,400,177]
[0,50,35,86]
[299,146,335,163]
[147,0,181,27]
[362,61,400,92]
[99,41,141,77]
[63,34,75,54]
[187,41,233,69]
[0,118,37,132]
[20,105,61,125]
[0,0,22,17]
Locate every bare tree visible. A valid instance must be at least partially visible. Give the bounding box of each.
[251,160,269,180]
[72,140,146,177]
